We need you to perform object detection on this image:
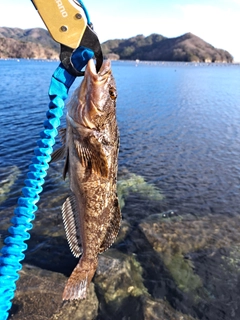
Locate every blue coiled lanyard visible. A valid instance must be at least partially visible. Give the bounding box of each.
[0,1,97,317]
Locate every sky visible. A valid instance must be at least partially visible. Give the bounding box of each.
[1,0,240,61]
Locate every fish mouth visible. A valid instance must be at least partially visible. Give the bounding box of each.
[82,59,112,125]
[68,59,112,130]
[85,59,111,80]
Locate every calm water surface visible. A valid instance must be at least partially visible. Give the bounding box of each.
[115,61,240,217]
[1,59,240,319]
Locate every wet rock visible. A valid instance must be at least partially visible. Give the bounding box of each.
[94,249,149,319]
[138,212,240,299]
[10,264,64,320]
[51,283,98,320]
[94,246,196,320]
[142,297,197,320]
[10,264,98,320]
[138,213,203,296]
[8,251,197,320]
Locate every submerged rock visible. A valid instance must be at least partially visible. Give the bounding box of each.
[114,219,131,245]
[117,171,164,210]
[142,297,197,320]
[94,248,149,319]
[0,165,20,205]
[191,246,240,320]
[9,250,197,320]
[138,212,240,299]
[94,248,194,320]
[0,206,17,248]
[7,164,240,319]
[221,245,240,273]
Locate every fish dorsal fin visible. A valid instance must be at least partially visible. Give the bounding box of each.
[74,136,109,178]
[62,195,82,258]
[99,197,121,253]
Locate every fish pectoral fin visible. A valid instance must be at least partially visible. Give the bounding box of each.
[62,194,82,258]
[100,197,122,253]
[50,128,67,163]
[74,138,109,178]
[63,148,69,180]
[50,145,66,163]
[59,128,67,144]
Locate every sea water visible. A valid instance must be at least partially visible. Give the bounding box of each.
[1,59,240,319]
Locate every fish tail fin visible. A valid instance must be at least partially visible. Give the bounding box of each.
[62,257,97,301]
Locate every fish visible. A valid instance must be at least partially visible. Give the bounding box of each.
[51,58,121,300]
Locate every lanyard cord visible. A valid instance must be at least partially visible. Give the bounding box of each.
[0,47,94,320]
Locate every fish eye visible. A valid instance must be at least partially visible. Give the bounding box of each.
[109,87,117,100]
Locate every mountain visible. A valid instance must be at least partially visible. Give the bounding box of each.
[0,27,233,62]
[102,33,233,63]
[0,27,59,59]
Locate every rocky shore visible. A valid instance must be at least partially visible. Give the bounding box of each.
[1,168,240,319]
[0,27,233,62]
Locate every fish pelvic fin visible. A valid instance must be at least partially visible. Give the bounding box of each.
[100,196,121,253]
[62,258,97,301]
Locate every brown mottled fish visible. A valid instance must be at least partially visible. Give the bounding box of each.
[51,59,121,300]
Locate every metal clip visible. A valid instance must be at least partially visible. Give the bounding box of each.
[31,0,103,76]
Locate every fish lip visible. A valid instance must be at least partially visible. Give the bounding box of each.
[86,59,111,79]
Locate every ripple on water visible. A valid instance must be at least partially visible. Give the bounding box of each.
[1,60,240,319]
